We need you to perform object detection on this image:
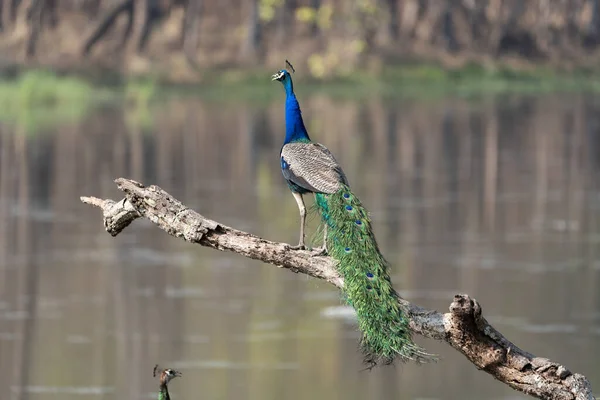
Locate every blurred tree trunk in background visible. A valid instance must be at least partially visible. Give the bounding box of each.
[385,0,399,42]
[310,0,320,37]
[277,0,295,44]
[181,0,201,59]
[1,0,17,31]
[130,0,150,53]
[25,0,43,57]
[241,0,261,60]
[81,0,134,55]
[3,0,600,78]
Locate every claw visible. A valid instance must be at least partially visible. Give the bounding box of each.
[288,243,306,251]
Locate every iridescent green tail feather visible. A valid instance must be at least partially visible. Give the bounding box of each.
[315,184,437,366]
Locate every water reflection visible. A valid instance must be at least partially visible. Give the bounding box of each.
[0,93,599,399]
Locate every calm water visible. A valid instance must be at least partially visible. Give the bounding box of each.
[0,92,599,400]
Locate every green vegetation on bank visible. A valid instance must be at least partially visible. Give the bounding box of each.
[2,64,600,131]
[196,63,600,101]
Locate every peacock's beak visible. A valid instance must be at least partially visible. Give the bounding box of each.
[272,71,285,81]
[173,370,182,377]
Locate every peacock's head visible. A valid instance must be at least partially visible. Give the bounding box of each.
[272,60,296,89]
[271,69,291,83]
[153,364,182,385]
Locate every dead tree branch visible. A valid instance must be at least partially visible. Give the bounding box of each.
[81,178,595,400]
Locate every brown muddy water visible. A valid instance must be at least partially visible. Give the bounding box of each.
[0,92,599,399]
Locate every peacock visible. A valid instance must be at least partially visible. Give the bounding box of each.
[272,64,437,367]
[153,364,182,400]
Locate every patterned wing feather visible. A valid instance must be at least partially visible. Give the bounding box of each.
[281,142,349,194]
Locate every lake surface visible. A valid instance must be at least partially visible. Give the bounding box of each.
[0,92,599,399]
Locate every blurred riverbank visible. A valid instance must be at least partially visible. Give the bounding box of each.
[3,1,600,84]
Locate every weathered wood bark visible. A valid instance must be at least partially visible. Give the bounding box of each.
[81,178,596,400]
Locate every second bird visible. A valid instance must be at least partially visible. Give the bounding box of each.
[272,67,436,366]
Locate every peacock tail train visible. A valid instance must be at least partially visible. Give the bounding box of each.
[315,184,436,366]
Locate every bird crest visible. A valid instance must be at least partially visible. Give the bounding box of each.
[271,59,296,81]
[285,59,295,73]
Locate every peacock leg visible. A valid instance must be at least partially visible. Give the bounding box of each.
[290,192,306,250]
[311,193,328,256]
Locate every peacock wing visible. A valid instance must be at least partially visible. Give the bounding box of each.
[281,142,349,194]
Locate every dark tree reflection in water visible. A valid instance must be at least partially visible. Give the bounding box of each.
[0,93,599,400]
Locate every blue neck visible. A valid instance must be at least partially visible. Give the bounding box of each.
[283,79,310,144]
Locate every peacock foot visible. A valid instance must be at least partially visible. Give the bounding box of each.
[287,243,306,251]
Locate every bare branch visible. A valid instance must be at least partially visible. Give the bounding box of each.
[81,178,595,400]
